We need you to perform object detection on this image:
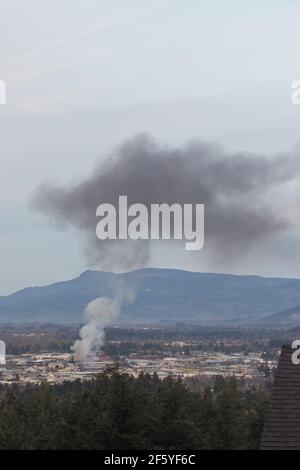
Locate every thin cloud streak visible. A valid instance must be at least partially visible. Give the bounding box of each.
[6,2,169,68]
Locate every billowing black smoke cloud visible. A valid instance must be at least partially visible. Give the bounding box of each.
[30,134,300,271]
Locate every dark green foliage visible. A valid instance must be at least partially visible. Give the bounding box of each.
[0,372,268,450]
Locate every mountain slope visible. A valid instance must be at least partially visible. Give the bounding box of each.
[261,306,300,326]
[1,268,300,324]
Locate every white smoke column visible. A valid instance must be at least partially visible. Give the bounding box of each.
[72,286,135,362]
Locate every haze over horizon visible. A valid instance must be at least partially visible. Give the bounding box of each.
[0,0,299,294]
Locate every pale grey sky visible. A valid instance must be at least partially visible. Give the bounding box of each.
[0,0,299,293]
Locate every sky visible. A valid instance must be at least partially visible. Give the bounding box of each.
[0,0,299,294]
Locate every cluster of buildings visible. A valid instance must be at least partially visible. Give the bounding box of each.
[0,349,276,386]
[122,351,276,381]
[0,353,112,385]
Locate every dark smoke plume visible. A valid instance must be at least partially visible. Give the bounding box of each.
[30,134,300,270]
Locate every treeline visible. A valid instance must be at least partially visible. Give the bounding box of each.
[6,340,73,355]
[0,369,268,450]
[0,324,283,355]
[0,327,77,354]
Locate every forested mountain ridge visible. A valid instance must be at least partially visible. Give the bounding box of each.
[1,268,300,325]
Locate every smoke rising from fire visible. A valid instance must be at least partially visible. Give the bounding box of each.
[72,285,135,362]
[31,134,300,272]
[31,134,300,360]
[71,296,119,362]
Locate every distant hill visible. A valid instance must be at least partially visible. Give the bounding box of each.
[1,268,300,325]
[260,306,300,326]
